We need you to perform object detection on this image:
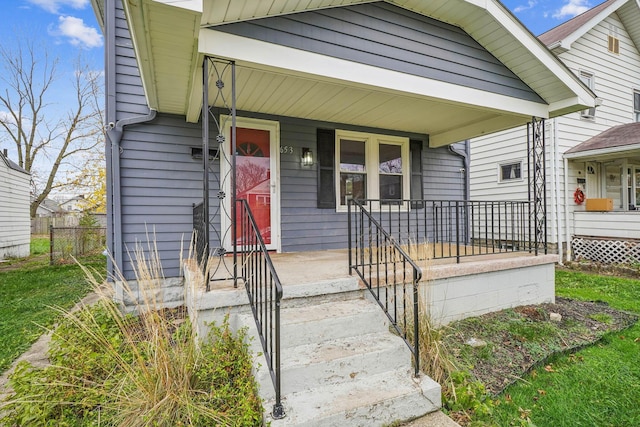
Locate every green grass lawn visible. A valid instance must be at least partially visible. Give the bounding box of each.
[489,270,640,426]
[0,249,105,373]
[30,236,50,256]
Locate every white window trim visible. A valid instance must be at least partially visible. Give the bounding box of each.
[633,89,640,122]
[497,160,524,184]
[335,129,410,212]
[579,70,596,119]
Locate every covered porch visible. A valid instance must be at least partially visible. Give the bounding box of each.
[565,122,640,263]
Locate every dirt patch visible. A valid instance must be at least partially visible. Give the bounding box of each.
[562,261,640,279]
[443,297,638,395]
[0,254,49,272]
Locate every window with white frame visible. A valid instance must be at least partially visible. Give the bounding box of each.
[499,161,522,182]
[336,130,409,208]
[579,71,596,119]
[634,90,640,122]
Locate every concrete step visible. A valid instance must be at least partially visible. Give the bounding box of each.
[256,331,411,399]
[240,297,388,354]
[279,297,389,348]
[265,368,441,427]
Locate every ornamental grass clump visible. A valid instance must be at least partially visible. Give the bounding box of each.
[1,239,262,426]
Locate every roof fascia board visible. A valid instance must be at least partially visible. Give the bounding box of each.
[198,30,550,118]
[564,142,640,159]
[185,52,205,123]
[556,0,629,50]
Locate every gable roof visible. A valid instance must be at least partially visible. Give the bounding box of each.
[0,150,29,175]
[539,0,640,53]
[100,0,597,146]
[565,122,640,158]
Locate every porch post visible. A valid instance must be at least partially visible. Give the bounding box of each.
[528,117,548,255]
[202,57,210,285]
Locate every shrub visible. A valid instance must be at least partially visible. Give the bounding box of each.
[1,240,262,426]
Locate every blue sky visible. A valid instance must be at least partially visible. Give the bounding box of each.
[2,0,102,64]
[504,0,605,35]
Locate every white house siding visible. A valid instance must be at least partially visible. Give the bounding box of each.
[0,156,30,259]
[470,12,640,252]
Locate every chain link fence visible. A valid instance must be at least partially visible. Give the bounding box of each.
[49,225,107,265]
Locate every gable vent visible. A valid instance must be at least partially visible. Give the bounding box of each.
[608,35,620,54]
[608,25,620,54]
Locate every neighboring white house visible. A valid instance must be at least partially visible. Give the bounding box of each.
[470,0,640,263]
[0,149,31,259]
[59,195,87,213]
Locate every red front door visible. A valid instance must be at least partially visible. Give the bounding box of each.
[235,127,272,245]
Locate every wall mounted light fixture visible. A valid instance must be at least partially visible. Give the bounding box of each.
[301,147,313,166]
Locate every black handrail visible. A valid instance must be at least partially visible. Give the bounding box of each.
[236,199,285,420]
[348,199,422,377]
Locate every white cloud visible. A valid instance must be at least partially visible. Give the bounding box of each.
[514,1,537,13]
[552,0,591,19]
[27,0,89,14]
[0,111,17,126]
[53,16,103,49]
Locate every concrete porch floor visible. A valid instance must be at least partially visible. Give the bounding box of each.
[207,247,556,289]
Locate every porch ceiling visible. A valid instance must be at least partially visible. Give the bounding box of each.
[124,0,597,147]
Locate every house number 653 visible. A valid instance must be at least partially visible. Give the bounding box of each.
[280,145,294,154]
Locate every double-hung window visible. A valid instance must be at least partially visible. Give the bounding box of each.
[634,90,640,122]
[335,130,409,209]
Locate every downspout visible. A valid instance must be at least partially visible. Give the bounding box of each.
[564,156,572,262]
[106,110,157,277]
[104,0,157,278]
[553,119,564,265]
[547,119,558,262]
[448,141,470,200]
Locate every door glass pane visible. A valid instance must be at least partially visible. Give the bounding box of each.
[235,127,271,244]
[379,144,402,173]
[340,139,365,172]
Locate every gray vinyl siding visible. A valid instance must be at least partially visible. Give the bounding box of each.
[118,115,220,278]
[213,2,543,103]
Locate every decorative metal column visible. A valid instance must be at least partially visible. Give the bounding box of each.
[527,117,547,255]
[197,56,236,289]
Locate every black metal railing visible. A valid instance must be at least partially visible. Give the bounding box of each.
[236,199,285,419]
[192,202,208,272]
[350,199,535,264]
[348,199,422,377]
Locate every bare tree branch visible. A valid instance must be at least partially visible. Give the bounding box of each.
[0,37,103,217]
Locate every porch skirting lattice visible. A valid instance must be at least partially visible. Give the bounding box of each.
[572,235,640,264]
